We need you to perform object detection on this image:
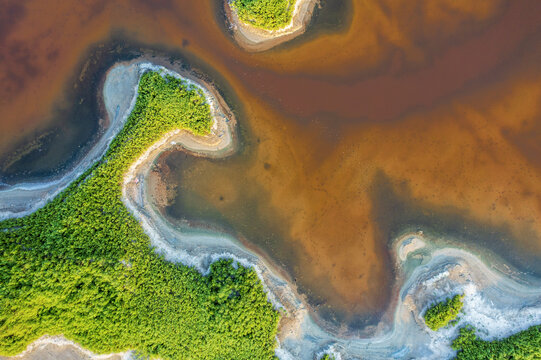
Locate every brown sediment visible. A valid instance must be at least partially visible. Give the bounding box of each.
[10,57,538,360]
[230,0,539,122]
[224,0,318,52]
[159,19,541,326]
[2,0,541,331]
[148,162,176,208]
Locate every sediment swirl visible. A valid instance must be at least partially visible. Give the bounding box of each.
[2,60,541,360]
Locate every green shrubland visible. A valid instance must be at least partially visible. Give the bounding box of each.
[0,71,279,359]
[319,354,335,360]
[424,294,464,331]
[231,0,296,30]
[452,325,541,359]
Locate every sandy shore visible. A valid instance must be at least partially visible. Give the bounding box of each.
[0,336,130,360]
[4,60,541,360]
[225,0,318,52]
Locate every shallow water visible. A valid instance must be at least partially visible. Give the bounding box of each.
[1,0,541,331]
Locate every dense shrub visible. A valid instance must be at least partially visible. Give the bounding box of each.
[0,71,279,359]
[319,354,335,360]
[231,0,296,30]
[424,294,464,331]
[452,325,541,359]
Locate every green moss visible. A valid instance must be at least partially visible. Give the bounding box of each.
[452,325,541,359]
[231,0,296,30]
[424,294,464,331]
[0,71,279,359]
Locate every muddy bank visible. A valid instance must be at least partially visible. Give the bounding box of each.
[5,60,541,360]
[117,64,541,358]
[5,2,541,328]
[0,62,141,220]
[225,0,318,51]
[275,232,541,359]
[0,336,130,360]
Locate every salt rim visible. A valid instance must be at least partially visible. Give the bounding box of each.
[4,61,541,360]
[5,335,132,360]
[120,63,541,359]
[0,63,140,220]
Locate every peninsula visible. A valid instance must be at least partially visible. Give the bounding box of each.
[0,60,278,359]
[2,60,541,360]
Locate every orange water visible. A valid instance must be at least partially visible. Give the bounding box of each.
[1,0,541,329]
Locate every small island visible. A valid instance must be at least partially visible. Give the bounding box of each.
[231,0,296,30]
[225,0,318,51]
[424,294,464,331]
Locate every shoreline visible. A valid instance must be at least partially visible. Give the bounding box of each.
[115,63,541,358]
[0,62,140,221]
[3,60,541,359]
[0,336,130,360]
[225,0,318,52]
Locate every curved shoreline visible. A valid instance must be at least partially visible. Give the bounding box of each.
[0,336,130,360]
[3,60,541,359]
[225,0,318,52]
[116,62,541,359]
[0,63,140,221]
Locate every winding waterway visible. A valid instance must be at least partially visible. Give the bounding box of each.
[1,0,541,337]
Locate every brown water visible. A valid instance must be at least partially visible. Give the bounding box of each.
[1,0,541,330]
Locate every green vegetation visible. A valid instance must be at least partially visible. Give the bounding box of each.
[318,354,335,360]
[424,294,464,331]
[423,293,541,358]
[452,325,541,359]
[0,71,279,359]
[231,0,296,30]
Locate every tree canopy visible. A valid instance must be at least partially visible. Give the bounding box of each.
[424,294,464,331]
[452,325,541,359]
[0,70,280,359]
[231,0,296,30]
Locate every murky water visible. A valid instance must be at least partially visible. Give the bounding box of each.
[1,0,541,331]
